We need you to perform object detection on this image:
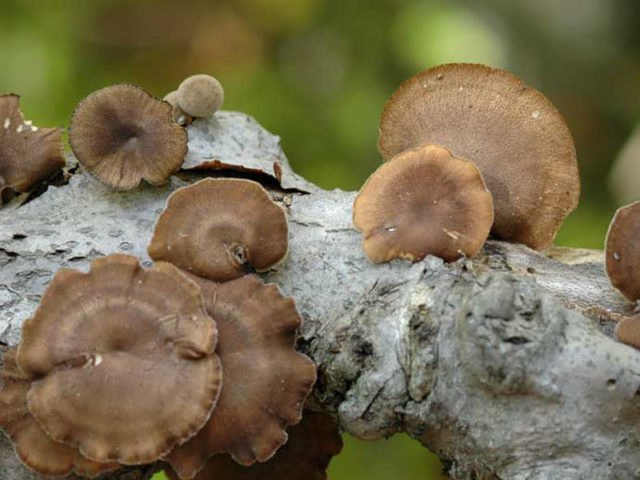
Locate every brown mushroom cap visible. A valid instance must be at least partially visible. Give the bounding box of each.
[69,84,187,190]
[0,94,65,202]
[0,349,119,477]
[615,314,640,349]
[165,412,342,480]
[177,74,224,118]
[605,201,640,301]
[164,274,316,480]
[148,178,289,281]
[378,63,579,250]
[353,144,493,263]
[16,254,222,465]
[164,90,193,126]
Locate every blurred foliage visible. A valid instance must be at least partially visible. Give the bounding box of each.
[1,0,639,478]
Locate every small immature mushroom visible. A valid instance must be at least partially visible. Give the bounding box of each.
[0,94,65,205]
[378,63,580,250]
[148,178,289,281]
[166,412,342,480]
[0,349,119,477]
[605,201,640,301]
[17,254,222,465]
[353,144,493,263]
[69,84,187,190]
[177,74,224,118]
[615,314,640,349]
[164,90,193,126]
[165,274,316,480]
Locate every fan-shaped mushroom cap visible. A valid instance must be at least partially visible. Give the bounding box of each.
[166,412,342,480]
[0,94,65,203]
[16,254,222,465]
[615,314,640,349]
[353,144,493,263]
[0,349,119,477]
[148,178,289,281]
[378,63,579,250]
[177,74,224,118]
[605,201,640,301]
[164,274,316,480]
[69,84,187,190]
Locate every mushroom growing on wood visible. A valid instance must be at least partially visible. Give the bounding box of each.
[177,74,224,118]
[0,94,65,206]
[69,84,187,190]
[148,178,289,281]
[605,201,640,301]
[16,254,222,465]
[165,412,342,480]
[615,314,640,349]
[164,274,316,480]
[0,349,119,477]
[353,144,493,263]
[378,63,580,250]
[164,90,193,126]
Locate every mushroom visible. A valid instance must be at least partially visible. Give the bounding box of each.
[615,314,640,349]
[378,63,580,250]
[148,178,289,281]
[16,254,222,465]
[353,144,493,263]
[164,90,193,126]
[0,94,65,205]
[164,274,316,480]
[177,74,224,118]
[0,349,119,477]
[605,201,640,301]
[165,412,342,480]
[69,84,188,190]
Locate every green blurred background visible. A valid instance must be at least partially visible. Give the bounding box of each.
[1,0,639,478]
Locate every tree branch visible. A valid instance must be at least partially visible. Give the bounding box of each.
[1,112,638,480]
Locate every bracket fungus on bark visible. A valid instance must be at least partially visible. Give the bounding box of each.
[165,274,316,479]
[177,74,224,118]
[605,201,640,301]
[378,63,580,250]
[16,254,222,466]
[0,94,65,205]
[148,178,289,281]
[353,144,493,263]
[166,412,342,480]
[69,84,187,190]
[0,349,119,477]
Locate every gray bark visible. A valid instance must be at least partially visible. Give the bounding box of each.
[1,112,639,480]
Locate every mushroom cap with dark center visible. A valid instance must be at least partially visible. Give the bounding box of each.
[148,178,289,281]
[16,254,222,465]
[353,144,493,263]
[69,84,187,190]
[164,274,316,480]
[605,201,640,301]
[177,74,224,118]
[165,412,342,480]
[0,349,119,477]
[615,314,640,349]
[378,63,579,250]
[0,94,65,202]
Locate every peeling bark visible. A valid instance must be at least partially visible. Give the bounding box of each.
[1,112,639,480]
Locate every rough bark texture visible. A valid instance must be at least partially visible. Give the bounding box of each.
[1,112,639,480]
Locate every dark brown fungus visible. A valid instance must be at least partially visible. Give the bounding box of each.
[16,254,222,465]
[148,178,289,281]
[378,63,580,250]
[0,94,65,205]
[69,84,187,190]
[165,274,316,480]
[165,412,342,480]
[0,349,119,477]
[353,144,493,263]
[605,201,640,301]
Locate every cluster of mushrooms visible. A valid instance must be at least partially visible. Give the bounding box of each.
[0,75,343,479]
